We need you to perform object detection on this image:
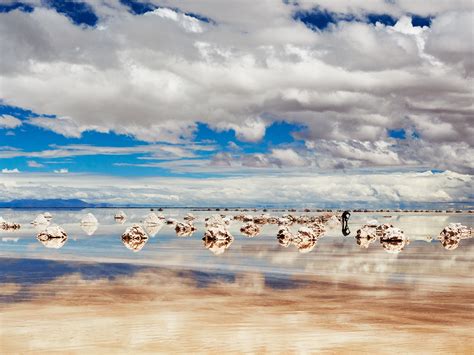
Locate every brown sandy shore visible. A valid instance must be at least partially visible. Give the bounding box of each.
[1,261,473,354]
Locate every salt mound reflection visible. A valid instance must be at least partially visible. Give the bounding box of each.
[438,223,472,250]
[142,212,165,237]
[240,222,261,237]
[81,213,98,225]
[114,211,127,224]
[37,225,68,249]
[202,234,234,255]
[0,217,21,231]
[276,223,326,253]
[121,225,149,252]
[378,224,409,254]
[81,223,98,236]
[175,222,197,237]
[203,214,234,255]
[355,224,378,248]
[293,225,325,253]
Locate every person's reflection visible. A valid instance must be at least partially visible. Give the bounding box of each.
[121,225,149,252]
[37,225,68,249]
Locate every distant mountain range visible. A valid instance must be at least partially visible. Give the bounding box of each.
[0,199,109,208]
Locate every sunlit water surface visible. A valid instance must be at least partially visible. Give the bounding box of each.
[1,209,473,353]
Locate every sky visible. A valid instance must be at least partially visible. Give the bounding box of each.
[0,0,473,207]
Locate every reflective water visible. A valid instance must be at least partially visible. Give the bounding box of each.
[1,209,473,353]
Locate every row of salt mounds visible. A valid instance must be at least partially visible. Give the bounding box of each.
[142,212,165,237]
[37,225,68,249]
[277,223,326,253]
[80,213,99,235]
[121,224,149,252]
[203,214,234,255]
[354,223,408,253]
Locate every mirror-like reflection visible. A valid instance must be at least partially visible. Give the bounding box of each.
[81,223,98,236]
[438,223,472,250]
[378,225,409,254]
[175,222,197,237]
[1,210,473,255]
[114,210,127,224]
[240,222,261,237]
[1,209,473,353]
[81,212,98,225]
[203,214,234,255]
[355,224,378,248]
[37,225,68,249]
[0,218,21,231]
[121,224,148,252]
[142,212,165,237]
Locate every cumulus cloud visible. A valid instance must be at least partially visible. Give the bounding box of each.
[53,168,69,174]
[0,115,22,129]
[0,1,472,174]
[1,168,20,174]
[27,160,44,168]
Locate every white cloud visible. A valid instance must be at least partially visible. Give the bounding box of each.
[269,149,307,167]
[27,160,44,168]
[0,143,216,159]
[0,2,472,173]
[0,115,22,129]
[1,168,20,174]
[53,168,69,174]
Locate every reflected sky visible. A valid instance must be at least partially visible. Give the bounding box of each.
[1,209,473,353]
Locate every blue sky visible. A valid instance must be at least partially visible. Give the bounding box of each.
[0,0,472,206]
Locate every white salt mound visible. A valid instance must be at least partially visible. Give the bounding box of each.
[143,212,164,225]
[81,213,98,225]
[37,225,68,249]
[32,214,50,225]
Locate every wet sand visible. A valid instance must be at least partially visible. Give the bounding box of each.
[1,257,473,354]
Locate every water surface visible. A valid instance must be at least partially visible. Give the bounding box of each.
[1,209,473,353]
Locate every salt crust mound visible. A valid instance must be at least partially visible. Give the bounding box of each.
[37,225,68,249]
[122,224,149,252]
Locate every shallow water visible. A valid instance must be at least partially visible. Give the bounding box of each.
[1,209,473,353]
